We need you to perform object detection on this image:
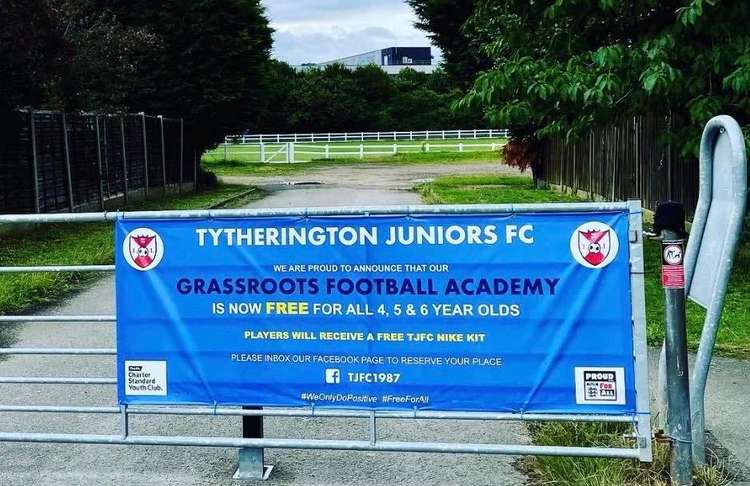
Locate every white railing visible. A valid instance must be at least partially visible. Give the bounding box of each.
[224,129,509,145]
[211,140,506,164]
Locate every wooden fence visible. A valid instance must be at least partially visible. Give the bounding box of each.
[0,109,195,214]
[539,113,702,218]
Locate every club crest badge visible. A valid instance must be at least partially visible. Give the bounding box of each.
[569,222,619,269]
[123,227,164,271]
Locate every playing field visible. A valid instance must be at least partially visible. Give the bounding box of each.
[203,137,508,163]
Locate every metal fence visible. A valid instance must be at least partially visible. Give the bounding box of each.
[226,128,510,144]
[538,113,703,218]
[0,203,652,479]
[0,109,197,214]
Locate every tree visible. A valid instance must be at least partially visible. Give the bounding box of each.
[265,63,485,134]
[407,0,490,86]
[0,0,68,113]
[1,0,273,154]
[459,0,750,159]
[108,0,273,153]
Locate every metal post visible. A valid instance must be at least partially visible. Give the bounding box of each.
[29,109,41,213]
[95,116,105,210]
[193,150,198,192]
[459,143,464,152]
[179,118,184,194]
[141,114,149,197]
[324,144,330,159]
[224,141,228,161]
[259,143,266,163]
[686,116,747,465]
[359,144,364,159]
[120,116,129,205]
[393,144,397,154]
[159,115,166,196]
[234,407,270,480]
[61,113,75,212]
[655,201,693,485]
[409,131,413,141]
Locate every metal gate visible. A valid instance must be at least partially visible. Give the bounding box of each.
[0,202,652,479]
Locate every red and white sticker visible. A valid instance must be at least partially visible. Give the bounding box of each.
[661,242,685,289]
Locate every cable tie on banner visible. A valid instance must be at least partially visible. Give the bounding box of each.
[212,401,218,416]
[310,403,315,417]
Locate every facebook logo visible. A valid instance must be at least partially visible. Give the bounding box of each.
[325,369,340,384]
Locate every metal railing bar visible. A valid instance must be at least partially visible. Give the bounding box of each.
[0,405,120,414]
[0,265,114,273]
[0,403,637,423]
[0,432,640,458]
[0,315,116,322]
[0,202,631,224]
[0,377,115,385]
[0,348,116,355]
[126,406,636,422]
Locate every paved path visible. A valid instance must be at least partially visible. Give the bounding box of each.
[648,349,750,480]
[0,162,530,485]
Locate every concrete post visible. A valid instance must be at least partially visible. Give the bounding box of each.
[179,118,184,194]
[120,116,129,204]
[61,113,75,212]
[95,115,105,210]
[29,109,41,213]
[159,115,166,195]
[141,113,150,197]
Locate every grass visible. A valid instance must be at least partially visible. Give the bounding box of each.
[417,173,741,485]
[203,149,503,177]
[202,137,507,164]
[417,174,581,204]
[0,184,262,350]
[417,174,750,359]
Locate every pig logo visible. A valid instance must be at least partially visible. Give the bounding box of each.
[123,227,164,271]
[569,222,619,269]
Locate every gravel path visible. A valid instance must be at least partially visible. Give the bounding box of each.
[0,162,530,485]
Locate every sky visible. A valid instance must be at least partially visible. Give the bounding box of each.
[263,0,439,65]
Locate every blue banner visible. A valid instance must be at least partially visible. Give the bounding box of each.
[116,211,636,414]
